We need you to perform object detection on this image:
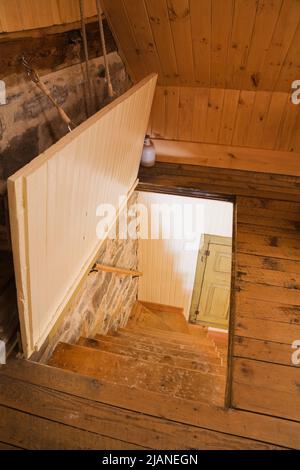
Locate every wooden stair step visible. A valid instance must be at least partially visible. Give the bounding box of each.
[128,325,210,342]
[139,302,189,333]
[78,337,226,376]
[48,343,225,404]
[102,331,217,358]
[188,324,212,337]
[116,328,217,352]
[94,334,222,364]
[127,303,171,332]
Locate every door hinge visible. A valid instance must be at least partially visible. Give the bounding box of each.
[205,249,210,257]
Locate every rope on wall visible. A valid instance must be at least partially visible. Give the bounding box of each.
[79,0,93,116]
[21,55,75,132]
[95,0,114,98]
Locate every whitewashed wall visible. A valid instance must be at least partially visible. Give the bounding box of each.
[138,192,233,318]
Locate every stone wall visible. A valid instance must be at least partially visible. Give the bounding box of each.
[36,192,139,363]
[0,51,131,183]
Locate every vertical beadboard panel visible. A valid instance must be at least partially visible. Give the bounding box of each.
[8,74,157,357]
[138,192,233,318]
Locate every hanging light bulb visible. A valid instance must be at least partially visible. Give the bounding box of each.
[140,135,156,168]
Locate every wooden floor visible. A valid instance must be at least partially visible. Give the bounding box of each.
[0,162,300,449]
[0,302,281,450]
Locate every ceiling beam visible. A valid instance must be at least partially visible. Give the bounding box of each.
[152,139,300,177]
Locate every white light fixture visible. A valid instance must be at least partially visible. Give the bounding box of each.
[141,135,156,167]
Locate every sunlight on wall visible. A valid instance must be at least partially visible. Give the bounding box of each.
[138,192,233,318]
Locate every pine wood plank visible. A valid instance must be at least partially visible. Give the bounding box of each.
[123,0,162,77]
[167,0,194,85]
[78,337,225,375]
[94,263,142,277]
[138,162,300,202]
[0,403,142,450]
[237,254,300,286]
[145,0,178,83]
[164,87,180,139]
[237,196,300,215]
[204,88,225,143]
[232,91,256,146]
[232,358,300,421]
[0,373,281,450]
[259,0,300,91]
[236,293,300,324]
[235,315,300,343]
[190,0,211,87]
[276,98,300,151]
[237,232,300,260]
[118,327,214,348]
[177,87,195,140]
[219,90,240,145]
[226,0,258,89]
[242,0,282,90]
[191,88,210,142]
[102,0,146,81]
[211,0,234,87]
[95,332,221,364]
[0,441,22,450]
[151,86,166,138]
[234,336,297,366]
[262,92,288,149]
[3,359,299,448]
[0,0,97,32]
[152,139,300,176]
[276,22,300,91]
[246,91,272,147]
[48,343,224,404]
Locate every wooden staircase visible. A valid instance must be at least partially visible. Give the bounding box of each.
[0,301,288,449]
[48,301,227,407]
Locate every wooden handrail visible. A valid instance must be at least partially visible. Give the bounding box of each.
[94,263,142,277]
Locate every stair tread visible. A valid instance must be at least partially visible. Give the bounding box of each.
[48,343,225,404]
[115,328,216,351]
[127,303,171,332]
[78,337,225,375]
[127,325,209,342]
[128,302,189,333]
[99,332,217,357]
[94,334,222,364]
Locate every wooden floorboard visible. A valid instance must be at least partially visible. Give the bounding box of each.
[1,359,298,449]
[0,372,280,450]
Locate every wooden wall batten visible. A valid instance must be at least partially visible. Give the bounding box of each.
[8,74,157,358]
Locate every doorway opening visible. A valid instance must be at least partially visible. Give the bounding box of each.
[136,190,234,407]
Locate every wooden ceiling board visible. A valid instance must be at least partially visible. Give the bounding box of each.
[0,0,98,33]
[149,85,300,152]
[103,0,300,92]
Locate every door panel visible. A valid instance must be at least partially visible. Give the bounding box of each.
[191,239,232,329]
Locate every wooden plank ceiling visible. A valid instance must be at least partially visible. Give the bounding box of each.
[0,0,97,32]
[103,0,300,155]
